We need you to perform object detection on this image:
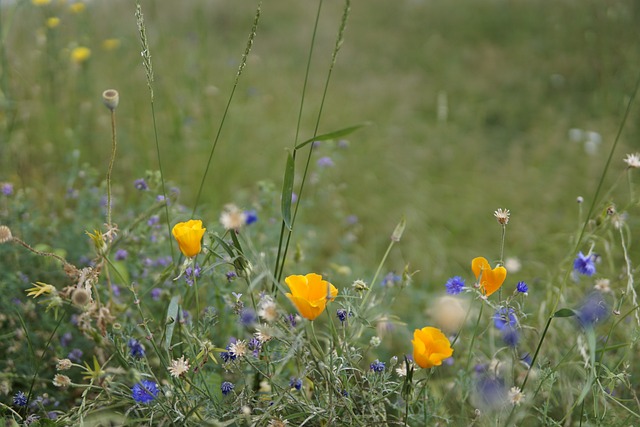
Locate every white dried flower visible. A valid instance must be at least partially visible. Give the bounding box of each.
[53,374,71,388]
[229,340,248,358]
[624,153,640,169]
[494,208,510,225]
[56,359,72,371]
[508,386,525,406]
[168,355,191,378]
[220,204,247,230]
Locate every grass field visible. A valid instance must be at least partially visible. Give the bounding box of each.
[2,0,640,425]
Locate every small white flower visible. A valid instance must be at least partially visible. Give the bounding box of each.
[594,278,611,293]
[229,340,248,358]
[168,355,191,378]
[254,324,273,343]
[53,374,71,388]
[624,153,640,169]
[258,298,278,323]
[220,204,247,230]
[56,358,72,371]
[504,257,521,273]
[494,208,510,225]
[508,386,525,406]
[369,336,382,347]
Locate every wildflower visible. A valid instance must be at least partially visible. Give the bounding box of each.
[289,377,302,391]
[168,356,190,378]
[412,326,454,369]
[172,220,206,257]
[474,375,507,410]
[445,276,465,295]
[132,380,159,404]
[128,338,145,359]
[624,153,640,169]
[239,308,256,326]
[317,156,334,167]
[134,178,148,190]
[509,386,525,406]
[472,257,507,297]
[267,418,289,427]
[114,249,128,261]
[501,326,519,348]
[287,313,298,328]
[221,381,234,396]
[32,0,50,5]
[25,282,55,298]
[504,257,521,273]
[71,288,91,306]
[336,308,349,323]
[1,183,12,196]
[53,374,71,388]
[220,204,247,230]
[369,360,385,373]
[13,391,27,407]
[430,296,467,333]
[352,279,369,292]
[102,38,121,51]
[56,359,72,371]
[285,273,338,321]
[493,307,517,331]
[184,264,202,287]
[67,348,83,362]
[254,324,273,343]
[258,296,278,323]
[594,278,611,293]
[69,2,85,13]
[381,272,401,287]
[102,89,119,111]
[0,225,13,244]
[229,340,248,358]
[245,210,258,225]
[370,336,382,347]
[70,46,91,64]
[516,281,528,294]
[576,292,609,328]
[494,208,510,225]
[248,337,262,357]
[574,252,596,276]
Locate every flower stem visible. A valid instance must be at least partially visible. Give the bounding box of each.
[105,108,116,227]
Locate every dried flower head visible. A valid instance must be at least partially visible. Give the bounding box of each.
[71,288,91,306]
[53,374,71,388]
[508,386,525,406]
[220,204,247,230]
[624,153,640,169]
[102,89,119,111]
[229,340,248,358]
[352,279,369,292]
[168,355,190,378]
[0,225,12,244]
[56,359,72,371]
[494,208,510,225]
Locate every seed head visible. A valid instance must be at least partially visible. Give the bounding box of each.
[494,208,510,225]
[102,89,119,111]
[0,225,12,244]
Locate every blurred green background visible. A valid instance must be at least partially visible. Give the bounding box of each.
[2,0,640,289]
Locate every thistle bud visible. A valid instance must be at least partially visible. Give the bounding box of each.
[102,89,119,111]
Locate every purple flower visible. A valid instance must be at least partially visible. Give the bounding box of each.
[134,179,148,191]
[520,353,532,367]
[220,343,237,363]
[381,272,401,287]
[148,215,160,226]
[151,288,162,301]
[445,276,465,295]
[576,292,609,328]
[369,360,385,373]
[221,381,234,395]
[132,380,159,404]
[493,307,517,331]
[128,338,145,359]
[248,337,262,357]
[516,281,528,294]
[475,375,507,409]
[287,313,298,328]
[114,249,128,261]
[501,326,519,347]
[245,210,258,225]
[574,252,596,276]
[289,377,302,391]
[337,309,349,323]
[239,308,256,326]
[67,348,83,362]
[1,182,13,196]
[226,271,237,282]
[13,391,27,407]
[184,264,202,287]
[60,332,73,347]
[317,156,334,167]
[111,285,121,297]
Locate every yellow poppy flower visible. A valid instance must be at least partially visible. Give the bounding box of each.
[285,273,338,320]
[472,256,507,297]
[412,326,454,369]
[172,220,206,258]
[70,46,91,64]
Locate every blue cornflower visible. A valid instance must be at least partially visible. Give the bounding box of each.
[220,344,237,363]
[317,156,334,167]
[114,249,128,261]
[221,381,234,396]
[445,276,465,295]
[134,178,148,191]
[336,309,349,323]
[248,337,262,357]
[13,391,27,407]
[239,308,256,326]
[132,380,159,404]
[516,281,528,294]
[501,326,519,347]
[245,210,258,225]
[475,375,507,409]
[576,292,609,328]
[128,338,146,359]
[520,353,533,367]
[370,360,385,373]
[289,377,303,391]
[574,252,596,276]
[493,307,517,331]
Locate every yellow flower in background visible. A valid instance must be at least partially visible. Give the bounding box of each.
[172,220,206,258]
[285,273,338,320]
[32,0,51,6]
[26,282,56,298]
[472,256,507,297]
[412,326,453,369]
[69,2,85,13]
[102,38,121,51]
[70,46,91,64]
[46,17,60,29]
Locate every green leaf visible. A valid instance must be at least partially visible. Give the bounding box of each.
[294,122,370,150]
[281,150,295,230]
[577,328,597,404]
[553,308,576,318]
[164,296,180,352]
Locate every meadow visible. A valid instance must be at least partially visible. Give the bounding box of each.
[1,0,640,425]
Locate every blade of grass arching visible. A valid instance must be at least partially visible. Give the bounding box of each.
[135,2,174,260]
[191,2,262,217]
[294,122,370,150]
[272,0,324,281]
[275,0,351,282]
